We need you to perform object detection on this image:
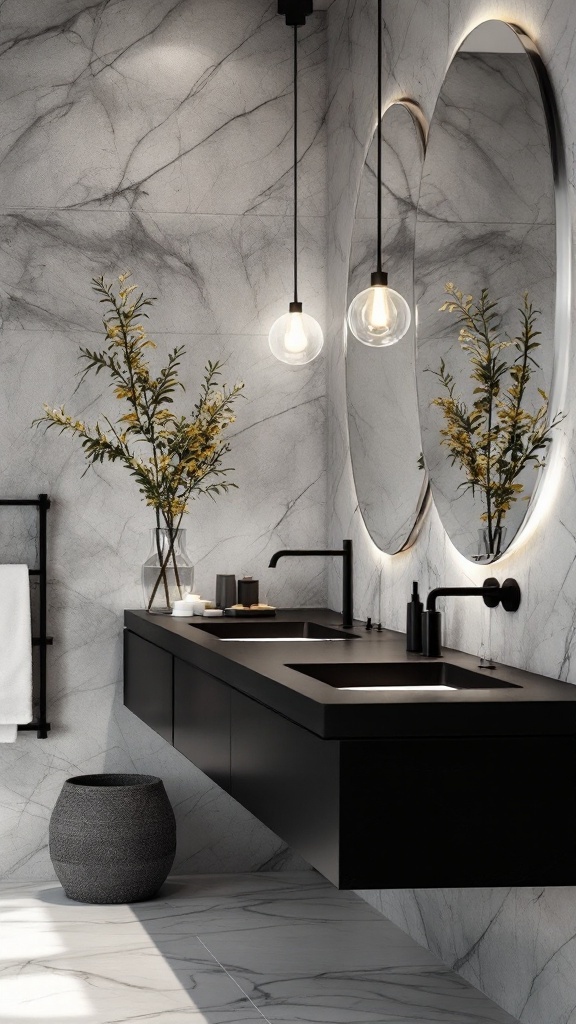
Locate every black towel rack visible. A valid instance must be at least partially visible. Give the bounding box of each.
[0,494,51,738]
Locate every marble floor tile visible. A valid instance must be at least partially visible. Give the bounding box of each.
[0,873,519,1024]
[0,884,263,1023]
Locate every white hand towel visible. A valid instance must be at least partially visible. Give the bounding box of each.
[0,565,32,742]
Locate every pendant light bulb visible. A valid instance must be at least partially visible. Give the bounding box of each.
[269,4,324,366]
[285,311,308,354]
[347,276,411,347]
[367,282,393,328]
[346,0,411,350]
[269,304,324,365]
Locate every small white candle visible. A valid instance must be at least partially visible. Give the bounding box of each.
[172,600,192,616]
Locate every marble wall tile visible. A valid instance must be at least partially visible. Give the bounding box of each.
[326,0,576,1021]
[0,322,325,878]
[0,0,326,881]
[1,328,325,593]
[0,0,326,218]
[0,211,326,334]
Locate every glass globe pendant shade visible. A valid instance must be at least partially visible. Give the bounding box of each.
[347,275,411,347]
[268,302,324,365]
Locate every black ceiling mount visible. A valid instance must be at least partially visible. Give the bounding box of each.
[278,0,313,26]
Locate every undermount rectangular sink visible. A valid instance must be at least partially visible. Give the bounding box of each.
[191,621,359,641]
[286,662,521,690]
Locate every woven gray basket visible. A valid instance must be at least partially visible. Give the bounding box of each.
[49,774,176,904]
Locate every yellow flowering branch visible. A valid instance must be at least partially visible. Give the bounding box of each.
[35,274,244,608]
[428,283,563,554]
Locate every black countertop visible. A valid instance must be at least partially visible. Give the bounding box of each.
[124,608,576,739]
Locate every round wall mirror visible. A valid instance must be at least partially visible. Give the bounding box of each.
[415,20,567,563]
[346,102,429,554]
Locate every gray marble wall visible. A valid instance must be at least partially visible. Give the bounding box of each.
[0,0,327,879]
[326,1,576,1022]
[3,1,576,1018]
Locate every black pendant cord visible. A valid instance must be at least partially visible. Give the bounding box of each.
[293,22,299,305]
[376,0,382,275]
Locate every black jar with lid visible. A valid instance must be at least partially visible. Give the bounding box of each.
[238,576,259,607]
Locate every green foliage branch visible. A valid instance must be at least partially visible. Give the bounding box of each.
[35,274,244,609]
[428,282,562,556]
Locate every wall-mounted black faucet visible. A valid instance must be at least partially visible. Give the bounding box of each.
[422,577,521,657]
[268,539,353,628]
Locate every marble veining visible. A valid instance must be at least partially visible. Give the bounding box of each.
[0,872,520,1024]
[0,0,327,882]
[417,52,554,226]
[2,1,576,1022]
[0,2,327,218]
[0,211,326,335]
[326,1,576,1021]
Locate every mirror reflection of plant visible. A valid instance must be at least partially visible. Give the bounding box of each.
[35,274,244,609]
[429,283,562,555]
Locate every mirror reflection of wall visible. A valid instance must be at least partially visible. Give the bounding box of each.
[416,21,558,563]
[346,102,429,554]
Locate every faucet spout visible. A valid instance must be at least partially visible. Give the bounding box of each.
[268,540,354,628]
[268,548,339,568]
[426,582,501,612]
[422,577,521,657]
[268,549,291,568]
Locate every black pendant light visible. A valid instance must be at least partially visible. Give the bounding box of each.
[346,0,411,347]
[269,0,324,365]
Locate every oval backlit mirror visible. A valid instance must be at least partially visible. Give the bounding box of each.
[346,101,429,554]
[415,20,567,563]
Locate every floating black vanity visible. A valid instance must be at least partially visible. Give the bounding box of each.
[124,609,576,888]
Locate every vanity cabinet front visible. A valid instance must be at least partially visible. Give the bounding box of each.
[124,630,173,744]
[230,689,340,884]
[174,659,231,792]
[123,619,576,888]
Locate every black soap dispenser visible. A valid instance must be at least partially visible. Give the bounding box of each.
[406,581,423,653]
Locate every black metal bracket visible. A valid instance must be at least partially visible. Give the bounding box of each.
[278,0,313,26]
[0,495,51,738]
[483,577,521,612]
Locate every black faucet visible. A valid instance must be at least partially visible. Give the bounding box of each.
[422,576,521,657]
[268,539,353,628]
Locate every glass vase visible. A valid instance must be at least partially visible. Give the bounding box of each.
[142,528,194,614]
[474,525,507,562]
